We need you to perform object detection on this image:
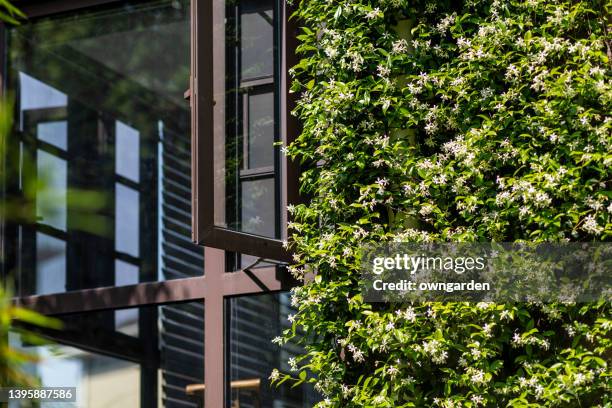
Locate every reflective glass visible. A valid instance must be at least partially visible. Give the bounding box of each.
[241,0,274,80]
[115,183,140,257]
[115,120,140,183]
[247,90,274,169]
[36,232,66,295]
[227,293,320,407]
[10,334,141,408]
[241,178,275,237]
[8,0,202,296]
[36,150,67,231]
[160,302,205,405]
[37,120,68,150]
[215,0,279,240]
[10,301,205,407]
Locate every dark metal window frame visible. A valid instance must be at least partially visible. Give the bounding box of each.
[191,0,298,263]
[1,0,300,406]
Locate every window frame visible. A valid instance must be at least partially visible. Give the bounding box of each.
[0,0,301,406]
[191,0,298,262]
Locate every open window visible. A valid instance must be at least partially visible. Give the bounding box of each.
[191,0,297,261]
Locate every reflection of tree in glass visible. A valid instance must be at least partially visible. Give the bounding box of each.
[0,98,62,388]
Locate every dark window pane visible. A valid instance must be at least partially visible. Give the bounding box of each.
[241,0,274,80]
[227,293,320,407]
[36,150,67,231]
[248,90,274,169]
[160,302,205,406]
[241,177,275,237]
[8,0,202,295]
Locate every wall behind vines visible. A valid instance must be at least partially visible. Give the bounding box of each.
[275,0,611,407]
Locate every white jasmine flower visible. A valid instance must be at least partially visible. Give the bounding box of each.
[269,368,281,381]
[392,39,408,54]
[581,214,603,235]
[365,7,382,19]
[386,365,399,378]
[471,394,484,405]
[288,357,297,371]
[403,307,417,322]
[469,368,487,385]
[376,177,389,188]
[377,64,391,77]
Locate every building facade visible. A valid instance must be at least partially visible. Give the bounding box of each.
[0,0,311,406]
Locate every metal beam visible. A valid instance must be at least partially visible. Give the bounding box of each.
[14,276,207,315]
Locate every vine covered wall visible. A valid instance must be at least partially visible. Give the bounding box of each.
[275,0,611,407]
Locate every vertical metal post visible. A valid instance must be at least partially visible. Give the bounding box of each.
[204,246,225,407]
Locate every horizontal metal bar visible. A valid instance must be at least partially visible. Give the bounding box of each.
[222,266,295,296]
[239,76,274,88]
[13,263,293,317]
[239,166,275,179]
[19,0,124,18]
[197,227,291,262]
[14,276,207,315]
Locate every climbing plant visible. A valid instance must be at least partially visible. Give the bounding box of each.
[273,0,611,406]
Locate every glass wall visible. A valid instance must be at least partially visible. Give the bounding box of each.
[5,0,202,297]
[9,337,141,408]
[227,293,320,407]
[10,301,205,408]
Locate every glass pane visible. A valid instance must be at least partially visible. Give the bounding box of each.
[115,183,140,257]
[115,120,140,182]
[227,293,320,407]
[19,71,67,113]
[248,90,274,169]
[36,150,67,230]
[160,302,205,406]
[215,0,279,240]
[241,177,275,237]
[241,0,274,80]
[10,334,141,407]
[8,0,202,295]
[37,120,68,150]
[11,301,205,407]
[114,260,140,336]
[36,232,66,295]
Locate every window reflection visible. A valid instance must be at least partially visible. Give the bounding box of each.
[36,150,67,231]
[228,293,320,407]
[8,0,202,296]
[11,301,205,407]
[241,178,275,237]
[114,260,140,336]
[37,121,68,150]
[10,333,141,408]
[247,90,274,169]
[115,121,140,183]
[18,72,67,117]
[221,0,279,245]
[35,232,66,295]
[240,0,274,80]
[115,183,140,258]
